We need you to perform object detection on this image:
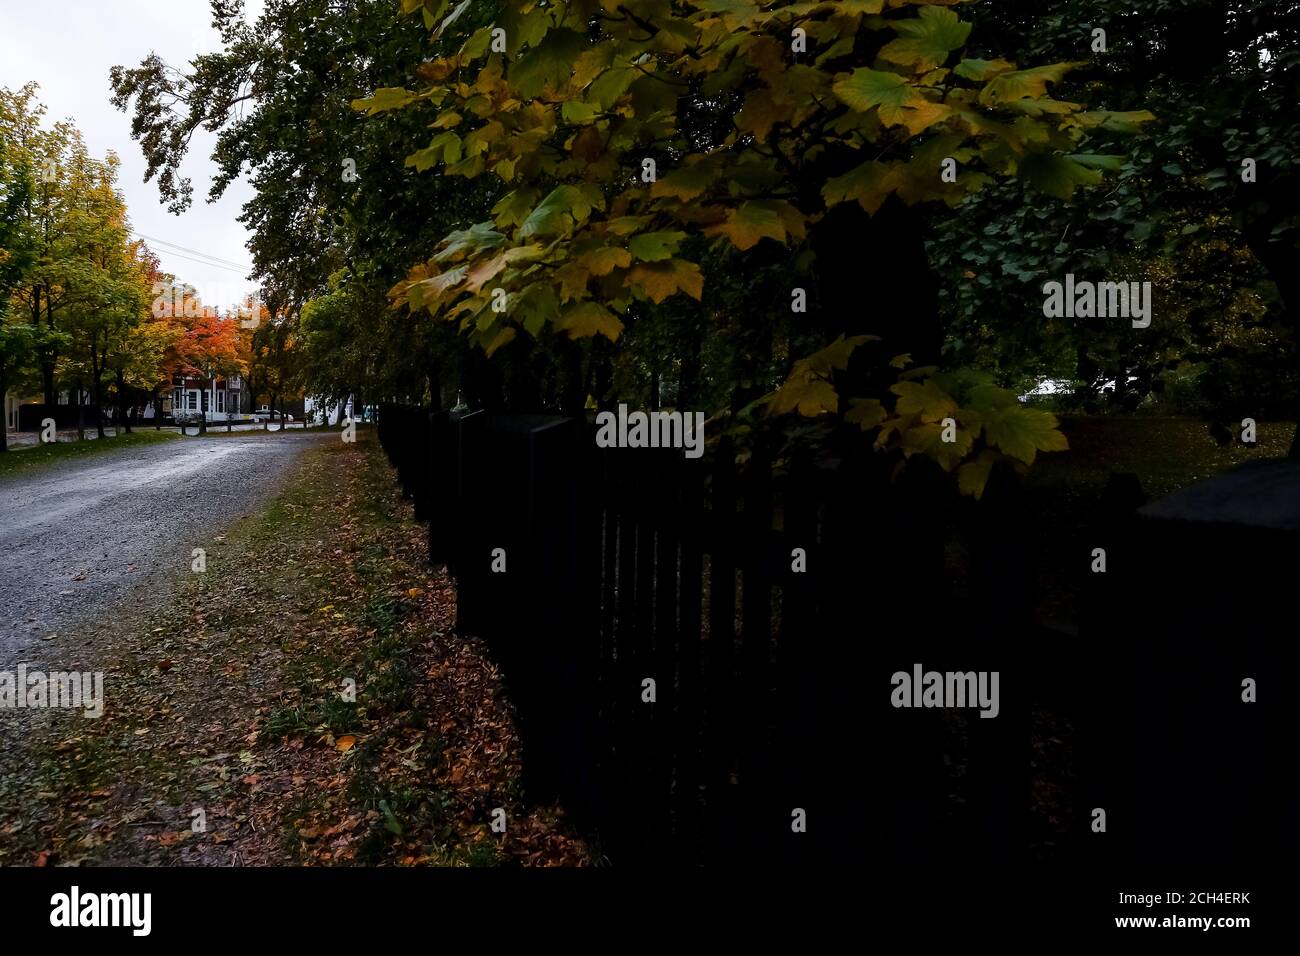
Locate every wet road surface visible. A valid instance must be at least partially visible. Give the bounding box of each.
[0,432,329,660]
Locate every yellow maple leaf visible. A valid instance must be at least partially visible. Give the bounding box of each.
[627,259,704,303]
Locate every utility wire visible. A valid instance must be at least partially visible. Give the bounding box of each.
[148,249,251,275]
[132,232,253,271]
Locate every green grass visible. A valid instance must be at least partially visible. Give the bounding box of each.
[1020,415,1295,624]
[1028,415,1294,500]
[0,430,181,477]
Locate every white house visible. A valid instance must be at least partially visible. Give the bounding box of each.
[304,395,353,426]
[171,373,248,421]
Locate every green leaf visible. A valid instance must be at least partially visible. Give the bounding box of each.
[1077,110,1158,133]
[628,231,687,262]
[650,163,717,202]
[832,68,912,113]
[953,58,1016,82]
[1017,152,1103,199]
[514,284,561,337]
[769,379,840,417]
[981,405,1069,464]
[492,188,540,228]
[890,380,958,421]
[957,451,999,499]
[351,87,416,115]
[898,420,973,470]
[1070,154,1126,171]
[519,186,579,238]
[511,29,587,99]
[588,65,638,111]
[879,7,972,73]
[845,397,886,430]
[978,62,1084,105]
[435,222,506,261]
[378,800,404,836]
[561,99,601,124]
[822,161,899,215]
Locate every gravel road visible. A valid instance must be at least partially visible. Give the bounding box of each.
[0,432,330,660]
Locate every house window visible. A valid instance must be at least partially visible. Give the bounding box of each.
[216,391,225,413]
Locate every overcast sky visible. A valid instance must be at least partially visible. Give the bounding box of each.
[0,0,268,310]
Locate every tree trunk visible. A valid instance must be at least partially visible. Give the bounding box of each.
[116,372,131,434]
[811,195,941,393]
[75,384,84,442]
[0,367,8,453]
[42,291,57,406]
[678,318,702,408]
[92,368,105,440]
[200,378,209,435]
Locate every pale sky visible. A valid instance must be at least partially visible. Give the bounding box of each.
[0,0,268,311]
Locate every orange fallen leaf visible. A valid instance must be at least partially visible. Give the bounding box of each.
[335,735,358,752]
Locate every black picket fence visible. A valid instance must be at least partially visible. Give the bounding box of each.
[375,404,1292,870]
[376,403,1048,865]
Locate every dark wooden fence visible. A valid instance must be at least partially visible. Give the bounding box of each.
[376,403,1043,865]
[375,404,1291,871]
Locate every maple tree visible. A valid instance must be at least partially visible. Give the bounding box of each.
[1,84,173,441]
[173,307,247,435]
[359,0,1153,494]
[934,0,1300,449]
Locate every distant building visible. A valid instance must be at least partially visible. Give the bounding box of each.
[171,373,250,421]
[304,395,353,426]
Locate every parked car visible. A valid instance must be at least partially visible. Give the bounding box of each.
[250,406,294,422]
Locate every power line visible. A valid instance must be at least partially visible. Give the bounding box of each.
[132,232,253,271]
[134,232,251,269]
[145,248,252,275]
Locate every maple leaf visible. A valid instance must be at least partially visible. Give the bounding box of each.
[627,259,704,303]
[980,404,1069,465]
[978,62,1085,106]
[628,231,686,262]
[703,200,796,250]
[556,301,624,341]
[832,67,914,114]
[890,379,958,421]
[879,6,972,73]
[958,451,999,500]
[576,246,632,275]
[823,161,901,215]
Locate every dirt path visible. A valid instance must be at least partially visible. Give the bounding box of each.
[0,431,330,657]
[0,433,586,866]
